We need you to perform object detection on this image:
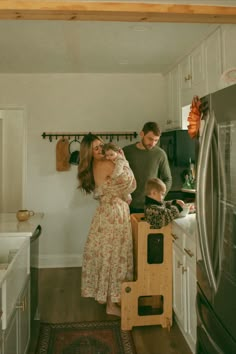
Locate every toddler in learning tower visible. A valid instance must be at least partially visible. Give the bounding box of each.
[144,177,185,229]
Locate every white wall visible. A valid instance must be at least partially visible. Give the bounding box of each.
[0,109,25,212]
[0,73,166,267]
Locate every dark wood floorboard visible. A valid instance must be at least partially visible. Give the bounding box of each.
[28,267,192,354]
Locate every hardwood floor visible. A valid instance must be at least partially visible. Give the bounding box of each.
[29,267,192,354]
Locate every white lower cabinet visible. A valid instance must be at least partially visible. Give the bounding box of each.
[186,257,197,349]
[17,278,30,354]
[0,320,2,354]
[172,221,197,354]
[3,277,30,354]
[173,245,187,329]
[2,310,17,354]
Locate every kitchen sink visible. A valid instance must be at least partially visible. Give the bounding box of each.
[0,236,30,329]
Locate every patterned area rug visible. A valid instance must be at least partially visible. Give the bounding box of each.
[35,320,136,354]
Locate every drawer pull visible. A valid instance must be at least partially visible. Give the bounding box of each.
[182,266,187,274]
[171,233,179,241]
[16,296,26,312]
[184,74,192,81]
[184,248,194,257]
[177,261,183,268]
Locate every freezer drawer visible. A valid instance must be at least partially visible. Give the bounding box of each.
[196,285,236,354]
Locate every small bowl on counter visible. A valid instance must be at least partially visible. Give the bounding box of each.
[179,205,190,217]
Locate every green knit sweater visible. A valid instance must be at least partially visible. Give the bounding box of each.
[123,143,172,209]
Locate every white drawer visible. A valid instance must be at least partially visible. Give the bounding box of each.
[1,237,30,329]
[184,235,196,261]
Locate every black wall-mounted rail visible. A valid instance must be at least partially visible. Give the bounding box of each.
[42,131,138,142]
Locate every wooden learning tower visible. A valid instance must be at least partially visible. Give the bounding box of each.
[121,213,173,331]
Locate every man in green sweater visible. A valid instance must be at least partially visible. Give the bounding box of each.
[123,121,172,213]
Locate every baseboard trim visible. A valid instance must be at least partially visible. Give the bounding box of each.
[38,254,83,268]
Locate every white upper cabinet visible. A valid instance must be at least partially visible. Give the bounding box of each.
[221,24,236,71]
[165,66,181,130]
[179,44,206,106]
[164,25,235,133]
[204,27,222,94]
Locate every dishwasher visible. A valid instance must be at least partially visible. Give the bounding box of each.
[30,225,42,327]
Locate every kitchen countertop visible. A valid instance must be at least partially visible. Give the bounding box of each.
[181,188,196,194]
[172,213,196,236]
[0,213,44,237]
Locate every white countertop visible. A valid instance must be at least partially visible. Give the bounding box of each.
[172,213,196,236]
[0,213,44,236]
[181,188,196,194]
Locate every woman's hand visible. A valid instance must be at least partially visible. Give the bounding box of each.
[118,148,125,157]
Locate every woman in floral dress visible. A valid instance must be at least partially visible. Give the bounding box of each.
[78,134,136,316]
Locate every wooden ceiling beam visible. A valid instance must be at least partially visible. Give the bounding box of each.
[0,1,236,23]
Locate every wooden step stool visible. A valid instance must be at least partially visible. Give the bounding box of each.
[121,213,173,331]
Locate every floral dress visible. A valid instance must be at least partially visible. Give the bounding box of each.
[81,164,136,304]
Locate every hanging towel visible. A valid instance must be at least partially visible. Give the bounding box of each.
[56,138,70,171]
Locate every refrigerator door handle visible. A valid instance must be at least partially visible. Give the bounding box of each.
[196,111,217,292]
[212,129,227,288]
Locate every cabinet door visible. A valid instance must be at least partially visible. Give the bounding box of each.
[166,66,181,130]
[179,56,192,106]
[2,311,17,354]
[171,66,181,129]
[17,279,30,354]
[180,56,192,91]
[222,24,236,71]
[191,44,206,98]
[173,245,187,331]
[180,44,206,106]
[186,258,197,352]
[205,28,222,94]
[166,72,172,130]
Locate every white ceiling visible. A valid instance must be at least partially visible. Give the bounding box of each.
[0,20,220,74]
[1,0,236,74]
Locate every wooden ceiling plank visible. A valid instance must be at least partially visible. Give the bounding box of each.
[0,1,236,23]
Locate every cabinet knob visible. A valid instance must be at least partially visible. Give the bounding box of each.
[184,74,192,82]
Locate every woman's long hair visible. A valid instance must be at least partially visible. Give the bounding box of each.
[78,134,103,194]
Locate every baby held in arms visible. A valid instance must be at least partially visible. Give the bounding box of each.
[102,142,132,205]
[144,177,186,229]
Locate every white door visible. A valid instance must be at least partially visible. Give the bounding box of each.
[0,109,26,212]
[173,245,187,330]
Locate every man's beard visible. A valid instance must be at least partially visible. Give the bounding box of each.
[141,138,153,150]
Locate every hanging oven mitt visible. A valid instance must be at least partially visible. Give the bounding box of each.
[56,138,70,171]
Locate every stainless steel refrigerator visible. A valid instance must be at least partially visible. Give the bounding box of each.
[196,84,236,353]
